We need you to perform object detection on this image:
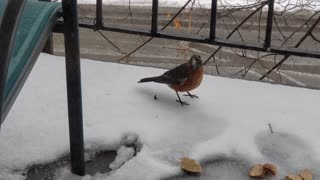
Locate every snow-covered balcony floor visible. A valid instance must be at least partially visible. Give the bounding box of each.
[0,54,319,180]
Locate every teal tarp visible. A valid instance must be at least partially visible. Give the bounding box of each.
[1,0,60,98]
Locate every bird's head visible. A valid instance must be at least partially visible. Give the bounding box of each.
[189,54,202,69]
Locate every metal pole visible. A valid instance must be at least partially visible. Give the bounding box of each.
[264,0,275,48]
[95,0,103,30]
[0,0,26,124]
[151,0,158,34]
[209,0,217,41]
[42,34,54,54]
[61,0,85,176]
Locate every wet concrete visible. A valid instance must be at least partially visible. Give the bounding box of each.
[26,151,116,180]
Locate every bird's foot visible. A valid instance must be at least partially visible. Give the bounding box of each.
[176,99,189,106]
[183,92,199,99]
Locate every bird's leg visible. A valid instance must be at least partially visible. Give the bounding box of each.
[175,91,189,106]
[183,91,199,99]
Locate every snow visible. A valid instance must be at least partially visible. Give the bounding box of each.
[109,133,141,170]
[0,53,320,179]
[109,145,135,170]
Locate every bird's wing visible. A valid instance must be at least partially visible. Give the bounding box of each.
[163,63,192,84]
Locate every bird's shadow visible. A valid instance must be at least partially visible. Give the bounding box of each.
[135,87,197,109]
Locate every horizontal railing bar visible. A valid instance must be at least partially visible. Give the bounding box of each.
[79,23,151,36]
[158,31,265,51]
[270,47,320,59]
[78,23,320,59]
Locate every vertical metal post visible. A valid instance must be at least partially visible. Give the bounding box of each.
[42,34,54,54]
[151,0,158,34]
[0,0,26,124]
[209,0,217,40]
[264,0,274,48]
[95,0,103,30]
[61,0,85,176]
[39,0,54,54]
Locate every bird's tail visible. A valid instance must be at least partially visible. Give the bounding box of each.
[138,76,166,83]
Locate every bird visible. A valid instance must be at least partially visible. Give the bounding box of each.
[138,54,204,106]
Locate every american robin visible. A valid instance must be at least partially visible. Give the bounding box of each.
[138,54,204,106]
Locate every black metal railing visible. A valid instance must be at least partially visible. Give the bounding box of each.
[78,0,320,59]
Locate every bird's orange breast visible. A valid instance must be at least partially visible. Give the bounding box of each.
[169,67,204,92]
